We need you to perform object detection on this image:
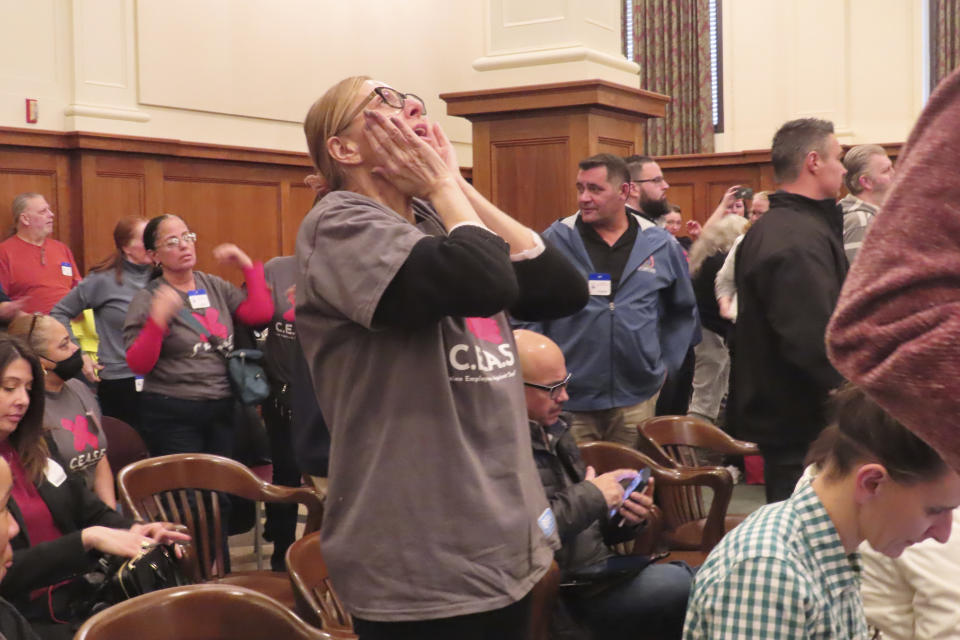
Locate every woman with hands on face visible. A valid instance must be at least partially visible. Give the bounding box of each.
[297,77,588,637]
[122,215,273,459]
[0,335,188,635]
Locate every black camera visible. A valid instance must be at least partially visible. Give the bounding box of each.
[735,187,754,200]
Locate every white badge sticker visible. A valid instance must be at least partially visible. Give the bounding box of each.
[537,507,557,538]
[188,288,210,310]
[588,273,612,296]
[44,459,68,487]
[134,376,144,392]
[60,262,73,277]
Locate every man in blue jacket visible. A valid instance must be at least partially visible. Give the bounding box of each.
[521,154,697,449]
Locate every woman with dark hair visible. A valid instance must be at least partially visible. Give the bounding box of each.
[50,216,151,429]
[298,77,587,638]
[8,315,113,507]
[122,215,272,459]
[684,384,960,639]
[0,334,187,638]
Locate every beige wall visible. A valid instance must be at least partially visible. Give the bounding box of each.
[715,0,925,152]
[0,0,637,167]
[0,0,926,163]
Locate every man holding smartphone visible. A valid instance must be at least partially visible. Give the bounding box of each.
[516,329,693,639]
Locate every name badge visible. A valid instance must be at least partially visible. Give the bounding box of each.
[588,273,612,296]
[134,376,144,393]
[537,507,557,538]
[188,289,210,310]
[60,262,73,277]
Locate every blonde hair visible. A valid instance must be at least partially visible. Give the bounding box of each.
[689,215,748,276]
[7,314,61,361]
[303,76,371,196]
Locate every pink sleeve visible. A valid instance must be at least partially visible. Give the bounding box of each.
[126,316,167,374]
[235,262,274,327]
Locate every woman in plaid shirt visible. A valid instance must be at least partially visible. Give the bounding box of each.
[683,384,960,639]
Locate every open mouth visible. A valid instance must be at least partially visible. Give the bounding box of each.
[412,124,430,138]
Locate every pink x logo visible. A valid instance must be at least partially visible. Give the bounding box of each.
[60,415,98,452]
[192,308,229,340]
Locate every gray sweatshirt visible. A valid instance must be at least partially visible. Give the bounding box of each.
[51,259,152,380]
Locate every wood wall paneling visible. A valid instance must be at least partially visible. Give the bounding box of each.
[0,127,904,293]
[491,137,570,233]
[0,148,72,250]
[0,127,314,287]
[287,184,317,255]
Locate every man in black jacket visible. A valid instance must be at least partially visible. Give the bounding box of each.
[734,118,848,503]
[515,329,692,639]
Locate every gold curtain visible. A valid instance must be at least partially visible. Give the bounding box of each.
[633,0,715,155]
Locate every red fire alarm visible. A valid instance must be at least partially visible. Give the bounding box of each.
[25,99,38,124]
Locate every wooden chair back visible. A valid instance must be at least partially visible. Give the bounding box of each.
[528,561,561,640]
[578,440,734,558]
[117,453,324,581]
[638,415,757,535]
[286,531,356,637]
[100,416,150,477]
[74,584,338,640]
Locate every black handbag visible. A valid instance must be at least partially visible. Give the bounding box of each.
[178,309,270,405]
[98,543,193,605]
[37,543,192,625]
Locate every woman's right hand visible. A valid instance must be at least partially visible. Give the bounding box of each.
[362,109,456,199]
[81,526,154,558]
[149,284,184,327]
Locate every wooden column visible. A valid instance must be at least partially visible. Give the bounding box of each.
[441,80,668,232]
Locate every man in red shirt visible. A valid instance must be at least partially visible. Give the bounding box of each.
[0,193,81,314]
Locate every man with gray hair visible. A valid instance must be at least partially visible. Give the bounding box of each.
[0,193,80,314]
[839,144,895,262]
[734,118,848,502]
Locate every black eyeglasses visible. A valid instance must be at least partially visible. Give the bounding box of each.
[523,373,573,400]
[337,86,427,134]
[632,177,666,185]
[26,312,42,343]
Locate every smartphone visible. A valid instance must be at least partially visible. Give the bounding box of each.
[608,467,651,518]
[735,186,754,200]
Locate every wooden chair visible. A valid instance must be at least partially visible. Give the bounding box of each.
[117,453,325,608]
[636,415,760,555]
[578,440,735,566]
[285,531,559,640]
[286,531,356,638]
[528,561,561,640]
[100,416,150,477]
[74,584,341,640]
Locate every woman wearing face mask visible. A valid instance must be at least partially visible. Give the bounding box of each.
[50,217,152,430]
[7,315,112,508]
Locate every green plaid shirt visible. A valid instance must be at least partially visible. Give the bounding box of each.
[683,481,870,639]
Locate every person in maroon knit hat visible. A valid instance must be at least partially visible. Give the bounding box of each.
[827,66,960,472]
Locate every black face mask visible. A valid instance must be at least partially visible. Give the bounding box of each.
[48,349,83,381]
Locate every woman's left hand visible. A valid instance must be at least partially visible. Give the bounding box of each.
[213,244,253,270]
